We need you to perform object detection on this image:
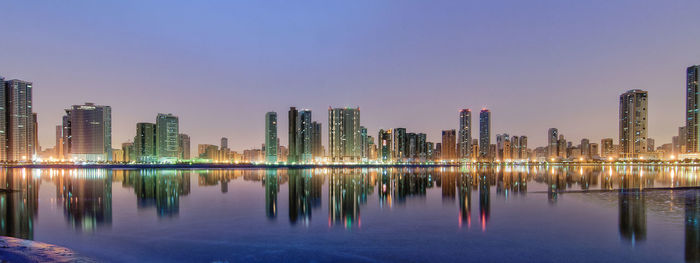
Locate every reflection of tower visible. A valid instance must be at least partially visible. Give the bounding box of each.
[441,172,456,202]
[129,170,190,218]
[265,170,278,220]
[686,190,700,262]
[479,173,490,231]
[328,170,368,228]
[57,169,112,231]
[0,169,38,239]
[378,169,392,208]
[458,173,472,229]
[289,170,315,225]
[618,190,646,243]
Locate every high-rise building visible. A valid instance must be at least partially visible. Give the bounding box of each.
[557,135,567,159]
[601,138,615,158]
[287,107,298,162]
[62,114,71,158]
[311,121,323,158]
[479,109,491,159]
[417,133,427,159]
[378,129,392,162]
[441,129,456,160]
[297,109,312,162]
[548,128,558,158]
[590,143,599,158]
[328,107,361,162]
[393,128,407,161]
[156,113,179,159]
[33,113,38,155]
[265,112,278,163]
[179,134,191,159]
[458,109,472,159]
[511,135,520,159]
[687,65,700,152]
[1,79,35,161]
[63,103,112,161]
[581,138,590,158]
[55,125,63,159]
[360,126,368,159]
[519,136,528,159]
[496,134,510,161]
[121,142,134,162]
[619,89,648,157]
[134,122,157,162]
[677,126,687,153]
[220,137,228,150]
[647,138,655,152]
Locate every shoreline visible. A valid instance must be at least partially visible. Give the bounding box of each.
[0,236,96,263]
[0,162,699,169]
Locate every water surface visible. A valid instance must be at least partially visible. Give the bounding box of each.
[0,166,698,262]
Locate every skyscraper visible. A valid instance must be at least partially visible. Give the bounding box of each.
[393,128,407,161]
[601,138,615,158]
[458,109,472,159]
[328,107,361,162]
[687,65,700,153]
[619,89,648,157]
[297,109,312,162]
[1,79,35,161]
[220,137,228,150]
[134,122,157,162]
[479,109,491,159]
[179,134,191,159]
[378,129,392,162]
[519,136,528,159]
[581,138,590,158]
[548,128,558,158]
[265,112,278,163]
[63,103,112,161]
[55,125,63,159]
[360,126,368,159]
[156,113,179,159]
[288,107,298,162]
[441,129,456,161]
[311,121,323,158]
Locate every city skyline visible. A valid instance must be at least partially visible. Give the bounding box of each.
[1,1,699,151]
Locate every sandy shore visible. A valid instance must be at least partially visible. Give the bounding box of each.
[0,236,96,263]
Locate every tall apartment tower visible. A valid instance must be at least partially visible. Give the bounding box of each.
[220,137,228,150]
[297,109,312,162]
[687,65,700,152]
[1,79,35,161]
[378,129,392,162]
[156,113,179,158]
[328,107,361,162]
[265,112,278,163]
[548,128,558,158]
[63,103,112,161]
[287,107,298,162]
[134,122,157,162]
[55,125,63,159]
[619,89,648,157]
[441,129,456,160]
[311,121,323,158]
[458,109,472,159]
[479,109,491,159]
[179,134,191,159]
[393,128,407,161]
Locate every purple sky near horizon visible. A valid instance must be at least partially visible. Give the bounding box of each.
[2,0,700,152]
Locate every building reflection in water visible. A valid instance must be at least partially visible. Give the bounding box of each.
[479,170,490,232]
[288,169,322,225]
[264,170,279,220]
[457,172,473,229]
[686,190,700,263]
[0,169,38,239]
[55,169,112,232]
[120,170,191,218]
[328,169,371,228]
[618,190,646,244]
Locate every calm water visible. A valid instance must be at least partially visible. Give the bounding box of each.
[1,166,699,262]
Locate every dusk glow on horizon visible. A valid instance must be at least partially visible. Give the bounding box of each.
[1,0,699,152]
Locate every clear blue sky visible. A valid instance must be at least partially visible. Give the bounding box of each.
[1,0,699,151]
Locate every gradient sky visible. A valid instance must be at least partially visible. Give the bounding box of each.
[2,0,700,152]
